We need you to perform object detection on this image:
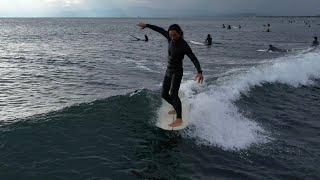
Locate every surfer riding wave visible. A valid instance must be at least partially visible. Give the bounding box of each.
[137,22,204,127]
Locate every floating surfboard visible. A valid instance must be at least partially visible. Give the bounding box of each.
[156,91,191,130]
[190,40,205,46]
[130,34,140,41]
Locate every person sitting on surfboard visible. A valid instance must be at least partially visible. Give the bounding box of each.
[311,36,319,47]
[137,22,204,127]
[205,34,212,45]
[144,34,148,42]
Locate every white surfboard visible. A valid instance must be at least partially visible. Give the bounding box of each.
[190,40,205,46]
[156,92,191,130]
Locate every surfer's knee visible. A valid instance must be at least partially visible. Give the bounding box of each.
[170,90,179,99]
[161,90,169,99]
[171,93,181,105]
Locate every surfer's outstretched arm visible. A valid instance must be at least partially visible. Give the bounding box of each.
[137,23,170,41]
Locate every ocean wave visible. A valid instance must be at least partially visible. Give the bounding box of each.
[179,50,320,150]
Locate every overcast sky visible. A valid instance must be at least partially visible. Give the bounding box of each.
[0,0,319,17]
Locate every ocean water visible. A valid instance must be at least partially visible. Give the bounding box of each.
[0,17,320,179]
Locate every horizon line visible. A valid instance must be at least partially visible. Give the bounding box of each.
[0,15,319,18]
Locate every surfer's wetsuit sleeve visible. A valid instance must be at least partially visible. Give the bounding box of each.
[146,24,170,41]
[185,42,202,73]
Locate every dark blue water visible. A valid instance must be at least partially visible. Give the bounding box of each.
[0,17,320,179]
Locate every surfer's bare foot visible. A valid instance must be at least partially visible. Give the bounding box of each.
[169,118,183,127]
[168,109,176,115]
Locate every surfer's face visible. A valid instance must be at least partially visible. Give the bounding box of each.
[169,30,181,42]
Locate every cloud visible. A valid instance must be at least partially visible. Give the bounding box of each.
[0,0,319,17]
[45,0,82,7]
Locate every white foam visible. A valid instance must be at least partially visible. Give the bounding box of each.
[180,50,320,150]
[223,50,320,95]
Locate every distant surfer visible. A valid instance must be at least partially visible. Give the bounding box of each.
[137,22,204,127]
[144,34,148,42]
[205,34,212,45]
[311,36,319,47]
[266,28,270,32]
[130,34,149,42]
[223,24,225,28]
[266,45,288,52]
[227,25,231,29]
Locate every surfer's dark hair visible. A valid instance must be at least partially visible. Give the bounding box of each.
[168,24,184,38]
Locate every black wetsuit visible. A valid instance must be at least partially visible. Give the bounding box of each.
[205,37,212,45]
[312,40,319,47]
[145,35,148,42]
[267,46,287,52]
[146,24,202,119]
